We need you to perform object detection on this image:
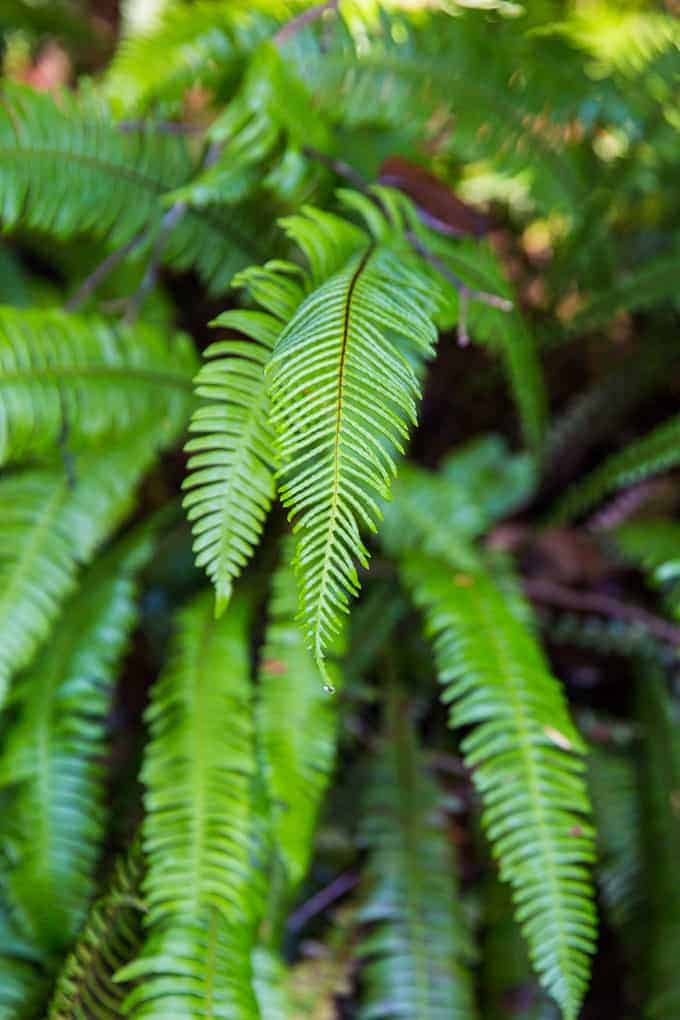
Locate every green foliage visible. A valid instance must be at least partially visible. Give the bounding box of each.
[403,560,596,1020]
[48,845,145,1020]
[614,518,680,617]
[551,414,680,523]
[0,307,196,465]
[119,592,262,1019]
[358,702,476,1019]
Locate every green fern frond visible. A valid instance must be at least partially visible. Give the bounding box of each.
[252,946,292,1019]
[119,592,262,1019]
[0,433,165,704]
[551,414,680,523]
[257,539,344,891]
[572,247,680,331]
[0,529,152,954]
[0,307,196,466]
[182,306,282,615]
[0,83,258,292]
[403,559,596,1020]
[0,901,49,1020]
[48,846,145,1020]
[637,665,680,1019]
[269,240,437,679]
[548,612,670,666]
[358,701,477,1019]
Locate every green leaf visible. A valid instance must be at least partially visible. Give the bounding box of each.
[404,560,597,1020]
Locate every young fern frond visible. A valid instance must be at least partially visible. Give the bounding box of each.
[551,413,680,523]
[119,592,262,1019]
[0,432,165,704]
[358,702,477,1019]
[269,241,437,680]
[0,308,196,465]
[403,559,596,1020]
[0,532,152,953]
[637,664,680,1019]
[257,538,344,891]
[48,846,145,1020]
[0,84,258,291]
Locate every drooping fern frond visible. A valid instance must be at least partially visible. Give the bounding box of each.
[257,539,344,891]
[119,592,262,1019]
[0,432,165,704]
[403,559,596,1020]
[0,307,196,465]
[0,529,152,954]
[358,700,477,1019]
[0,83,259,292]
[182,301,285,614]
[637,664,680,1019]
[268,216,438,680]
[551,413,680,523]
[48,845,145,1020]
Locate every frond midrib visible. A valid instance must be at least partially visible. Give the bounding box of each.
[313,246,373,664]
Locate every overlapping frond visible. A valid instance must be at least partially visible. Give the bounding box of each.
[119,592,262,1019]
[257,540,343,890]
[551,413,680,522]
[403,559,596,1020]
[183,302,285,614]
[0,307,196,465]
[269,243,437,679]
[0,83,258,291]
[48,846,145,1020]
[0,433,163,704]
[358,704,477,1019]
[0,531,152,952]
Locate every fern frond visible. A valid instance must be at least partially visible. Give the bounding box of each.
[358,702,477,1019]
[0,529,152,953]
[0,901,49,1020]
[548,612,670,666]
[252,946,292,1019]
[572,246,680,331]
[48,846,145,1020]
[269,241,437,678]
[403,559,596,1020]
[257,539,343,891]
[551,414,680,523]
[118,592,262,1019]
[182,306,282,614]
[0,83,259,292]
[637,664,680,1019]
[0,307,196,465]
[0,433,165,704]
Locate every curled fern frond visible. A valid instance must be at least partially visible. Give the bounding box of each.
[119,592,262,1019]
[403,559,597,1020]
[0,307,196,466]
[358,701,477,1019]
[0,532,152,952]
[269,241,437,679]
[0,433,164,704]
[48,846,145,1020]
[551,413,680,523]
[257,538,344,891]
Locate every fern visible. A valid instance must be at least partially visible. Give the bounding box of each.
[0,530,152,954]
[358,700,477,1019]
[551,413,680,522]
[268,223,437,680]
[118,591,262,1019]
[0,83,260,292]
[0,307,196,465]
[637,665,680,1019]
[613,519,680,618]
[48,846,145,1020]
[403,559,596,1019]
[0,432,168,704]
[257,539,344,890]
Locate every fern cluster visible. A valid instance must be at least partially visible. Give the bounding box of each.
[0,1,678,1018]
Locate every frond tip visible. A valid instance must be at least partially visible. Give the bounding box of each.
[404,558,597,1020]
